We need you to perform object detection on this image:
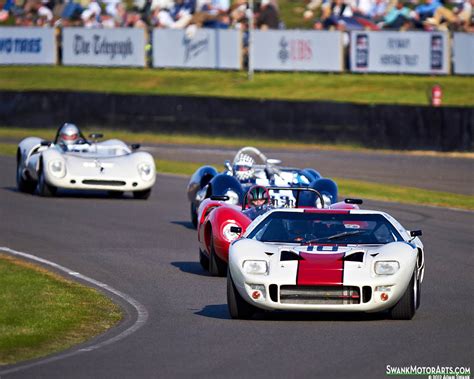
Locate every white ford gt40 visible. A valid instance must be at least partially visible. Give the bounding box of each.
[16,133,156,199]
[228,208,425,320]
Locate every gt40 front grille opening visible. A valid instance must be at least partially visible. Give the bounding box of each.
[280,286,361,305]
[82,180,126,186]
[362,286,372,303]
[269,284,278,302]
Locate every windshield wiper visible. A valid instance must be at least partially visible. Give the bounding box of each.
[304,230,367,244]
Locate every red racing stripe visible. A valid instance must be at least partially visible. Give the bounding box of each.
[297,253,345,286]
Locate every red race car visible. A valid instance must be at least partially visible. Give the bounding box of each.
[197,185,361,276]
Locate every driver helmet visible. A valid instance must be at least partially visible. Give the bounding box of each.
[246,185,270,208]
[58,123,81,146]
[233,153,255,181]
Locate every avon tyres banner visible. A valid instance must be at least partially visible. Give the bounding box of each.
[0,27,56,65]
[62,28,145,67]
[152,29,241,69]
[350,31,449,74]
[252,30,343,72]
[453,33,474,75]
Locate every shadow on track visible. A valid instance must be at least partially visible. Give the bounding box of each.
[170,221,195,230]
[171,261,211,277]
[195,305,388,322]
[194,304,230,320]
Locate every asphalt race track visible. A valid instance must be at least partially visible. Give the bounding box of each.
[0,154,472,378]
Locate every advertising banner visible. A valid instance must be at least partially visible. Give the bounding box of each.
[62,28,145,67]
[350,31,449,74]
[0,27,56,65]
[453,33,474,75]
[252,30,343,72]
[152,29,241,69]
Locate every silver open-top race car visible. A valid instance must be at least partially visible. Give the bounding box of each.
[16,123,156,199]
[227,207,424,320]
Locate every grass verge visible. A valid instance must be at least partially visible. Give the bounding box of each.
[2,142,471,210]
[0,254,122,365]
[1,127,473,158]
[1,66,473,106]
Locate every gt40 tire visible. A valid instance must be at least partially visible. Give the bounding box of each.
[199,248,209,271]
[390,272,417,320]
[209,239,227,277]
[37,162,57,197]
[133,189,151,200]
[16,155,36,194]
[227,270,258,320]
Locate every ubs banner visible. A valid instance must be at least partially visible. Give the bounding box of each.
[152,29,241,69]
[453,33,474,75]
[350,31,449,74]
[62,28,145,67]
[0,27,56,65]
[252,31,343,72]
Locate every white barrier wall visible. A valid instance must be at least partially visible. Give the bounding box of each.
[0,27,56,65]
[253,30,343,72]
[152,29,241,69]
[453,33,474,75]
[62,28,146,67]
[350,31,449,74]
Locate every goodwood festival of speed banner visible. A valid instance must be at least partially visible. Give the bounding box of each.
[350,31,449,75]
[252,30,343,72]
[152,29,241,69]
[0,27,56,65]
[62,28,146,67]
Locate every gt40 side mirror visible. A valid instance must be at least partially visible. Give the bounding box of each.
[131,143,141,150]
[230,226,242,234]
[89,133,104,140]
[344,198,363,204]
[40,140,51,146]
[410,230,423,237]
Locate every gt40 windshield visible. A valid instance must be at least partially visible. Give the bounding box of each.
[247,212,404,245]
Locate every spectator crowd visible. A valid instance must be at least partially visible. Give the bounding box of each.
[0,0,472,32]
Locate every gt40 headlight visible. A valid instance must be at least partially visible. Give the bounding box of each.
[138,162,154,181]
[48,159,66,178]
[224,190,239,205]
[375,261,400,275]
[243,260,268,275]
[222,223,241,242]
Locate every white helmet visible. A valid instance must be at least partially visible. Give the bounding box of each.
[58,123,80,146]
[233,153,255,181]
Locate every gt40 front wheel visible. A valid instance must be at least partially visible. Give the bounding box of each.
[390,272,418,320]
[227,271,258,320]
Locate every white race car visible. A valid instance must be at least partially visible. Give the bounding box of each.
[16,130,156,199]
[228,208,424,320]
